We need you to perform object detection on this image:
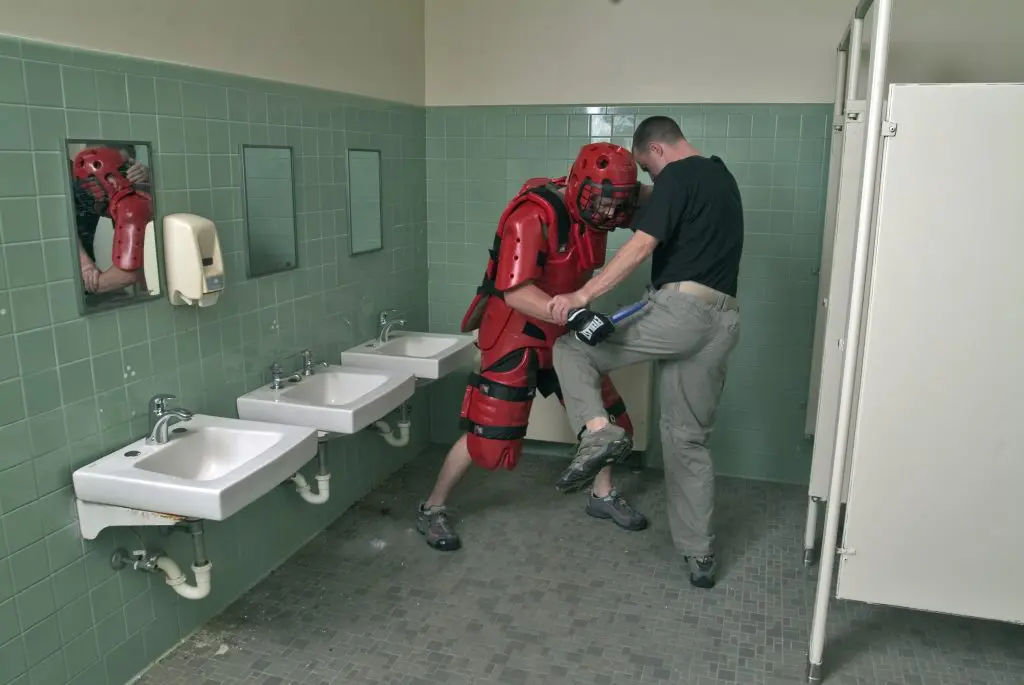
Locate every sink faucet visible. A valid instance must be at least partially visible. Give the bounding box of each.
[147,394,194,445]
[302,349,329,376]
[269,362,303,390]
[378,309,406,346]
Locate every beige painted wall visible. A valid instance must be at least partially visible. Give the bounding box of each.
[425,0,1024,106]
[0,0,426,105]
[4,0,1019,108]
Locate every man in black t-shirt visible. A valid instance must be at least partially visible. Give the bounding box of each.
[547,116,743,589]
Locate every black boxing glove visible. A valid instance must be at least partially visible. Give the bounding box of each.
[566,308,615,346]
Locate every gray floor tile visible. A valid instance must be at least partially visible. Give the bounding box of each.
[135,447,1024,685]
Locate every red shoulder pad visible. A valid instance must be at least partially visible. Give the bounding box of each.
[494,203,548,292]
[517,177,551,195]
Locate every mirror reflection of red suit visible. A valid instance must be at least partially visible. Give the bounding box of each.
[72,147,153,273]
[459,143,641,471]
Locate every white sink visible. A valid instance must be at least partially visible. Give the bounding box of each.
[341,331,476,380]
[236,364,415,435]
[72,414,318,522]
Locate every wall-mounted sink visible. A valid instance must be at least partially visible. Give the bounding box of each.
[236,364,415,435]
[341,331,476,381]
[72,415,318,523]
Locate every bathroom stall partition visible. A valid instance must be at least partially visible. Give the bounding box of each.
[806,0,1024,680]
[830,79,1024,620]
[801,102,874,562]
[802,11,884,564]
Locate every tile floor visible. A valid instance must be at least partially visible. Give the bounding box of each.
[135,447,1024,685]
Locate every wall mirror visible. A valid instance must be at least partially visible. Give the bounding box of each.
[65,139,161,315]
[241,145,298,278]
[347,148,383,255]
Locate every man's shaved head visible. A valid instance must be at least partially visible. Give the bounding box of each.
[632,116,685,151]
[631,116,695,180]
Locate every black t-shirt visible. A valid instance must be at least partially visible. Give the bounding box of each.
[633,156,744,297]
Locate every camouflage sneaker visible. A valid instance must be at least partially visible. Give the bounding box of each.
[684,554,716,589]
[585,490,648,531]
[416,504,461,551]
[555,424,633,493]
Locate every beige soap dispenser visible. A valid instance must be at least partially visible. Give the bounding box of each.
[163,213,224,307]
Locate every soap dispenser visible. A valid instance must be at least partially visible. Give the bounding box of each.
[163,213,224,307]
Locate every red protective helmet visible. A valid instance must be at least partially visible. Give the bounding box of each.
[565,142,640,231]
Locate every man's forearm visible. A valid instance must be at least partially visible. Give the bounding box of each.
[504,283,559,324]
[97,267,140,293]
[580,232,657,303]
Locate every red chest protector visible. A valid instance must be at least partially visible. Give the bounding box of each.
[461,178,608,365]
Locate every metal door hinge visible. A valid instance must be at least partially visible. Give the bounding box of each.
[882,121,897,137]
[836,547,856,556]
[832,123,844,133]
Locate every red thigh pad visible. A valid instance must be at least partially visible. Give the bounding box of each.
[460,349,538,471]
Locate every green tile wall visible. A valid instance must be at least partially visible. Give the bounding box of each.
[0,35,428,685]
[424,104,831,484]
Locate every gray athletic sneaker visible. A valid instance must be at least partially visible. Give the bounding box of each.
[555,424,633,492]
[685,554,716,589]
[585,490,648,531]
[416,504,461,551]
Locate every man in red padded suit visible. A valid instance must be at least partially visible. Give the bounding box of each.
[417,143,648,551]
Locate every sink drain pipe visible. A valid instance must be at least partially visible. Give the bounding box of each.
[291,436,331,504]
[373,402,411,447]
[154,520,212,600]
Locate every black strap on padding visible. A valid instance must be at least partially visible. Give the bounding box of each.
[459,420,529,440]
[522,322,546,341]
[466,372,535,402]
[605,397,627,417]
[527,185,571,250]
[475,233,505,299]
[536,368,562,400]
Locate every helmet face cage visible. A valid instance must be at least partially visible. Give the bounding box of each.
[568,143,640,231]
[576,177,639,231]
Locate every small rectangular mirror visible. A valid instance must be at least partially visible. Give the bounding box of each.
[241,145,298,278]
[66,139,160,314]
[347,148,383,255]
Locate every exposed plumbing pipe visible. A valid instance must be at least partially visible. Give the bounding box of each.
[373,402,411,447]
[155,556,212,600]
[290,438,331,504]
[154,520,211,600]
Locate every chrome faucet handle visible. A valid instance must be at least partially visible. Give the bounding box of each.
[269,361,284,389]
[301,350,329,376]
[149,393,177,416]
[269,360,304,388]
[379,309,402,325]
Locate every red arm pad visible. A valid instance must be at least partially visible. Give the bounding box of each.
[494,204,547,292]
[109,192,153,271]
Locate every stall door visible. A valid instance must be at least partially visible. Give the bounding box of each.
[807,103,869,501]
[836,83,1024,623]
[804,109,847,437]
